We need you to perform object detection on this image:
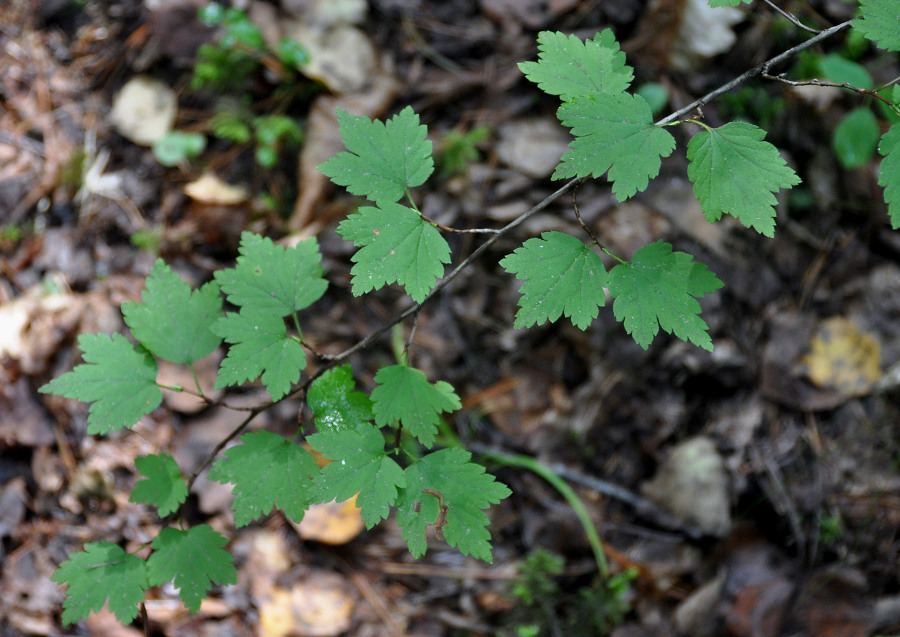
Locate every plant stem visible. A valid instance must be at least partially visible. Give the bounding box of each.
[189,362,203,396]
[473,446,610,578]
[322,178,584,363]
[657,18,855,125]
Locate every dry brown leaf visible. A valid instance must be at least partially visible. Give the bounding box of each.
[183,172,248,205]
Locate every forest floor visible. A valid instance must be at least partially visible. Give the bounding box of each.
[2,0,900,636]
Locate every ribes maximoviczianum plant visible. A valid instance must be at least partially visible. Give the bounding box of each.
[42,0,900,627]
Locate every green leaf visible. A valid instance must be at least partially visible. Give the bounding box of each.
[38,333,161,435]
[212,309,305,401]
[277,37,310,67]
[832,107,880,170]
[152,131,207,167]
[52,542,149,625]
[148,525,236,614]
[635,82,669,117]
[854,0,900,53]
[209,431,319,526]
[709,0,752,5]
[318,106,433,206]
[221,10,263,49]
[553,93,676,200]
[879,123,900,229]
[214,232,328,317]
[686,121,800,237]
[130,453,187,517]
[500,231,608,330]
[254,115,303,147]
[198,2,226,26]
[122,259,223,364]
[397,448,511,562]
[371,365,461,447]
[877,84,900,123]
[817,53,873,89]
[210,106,252,143]
[518,30,633,100]
[337,203,450,303]
[608,241,723,351]
[308,423,406,528]
[308,365,374,431]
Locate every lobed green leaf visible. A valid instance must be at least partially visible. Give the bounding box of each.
[130,453,188,517]
[212,309,305,401]
[121,259,222,364]
[608,241,723,352]
[337,203,451,303]
[214,232,327,317]
[318,106,433,206]
[147,526,236,614]
[397,448,511,562]
[52,542,149,625]
[500,231,608,330]
[518,30,633,100]
[38,333,161,434]
[853,0,900,53]
[209,431,319,526]
[686,121,800,237]
[308,423,406,528]
[371,365,461,447]
[553,93,676,200]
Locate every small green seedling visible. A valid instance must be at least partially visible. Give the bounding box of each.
[436,125,490,177]
[152,131,207,167]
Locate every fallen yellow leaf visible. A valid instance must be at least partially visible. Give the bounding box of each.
[802,317,882,396]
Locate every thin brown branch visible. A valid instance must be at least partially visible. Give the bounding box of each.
[657,18,855,125]
[182,13,859,517]
[762,72,895,106]
[320,177,584,363]
[419,213,500,234]
[186,407,265,491]
[760,0,821,34]
[572,188,603,247]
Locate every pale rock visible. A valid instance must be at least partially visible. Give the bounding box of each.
[670,0,744,71]
[496,117,570,179]
[109,76,176,146]
[641,436,731,536]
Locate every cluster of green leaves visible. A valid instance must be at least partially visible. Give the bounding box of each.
[210,102,304,168]
[42,0,900,628]
[713,0,900,221]
[193,2,309,92]
[436,125,490,177]
[501,548,634,637]
[503,6,900,349]
[509,30,747,349]
[152,4,308,170]
[41,232,510,625]
[317,99,723,349]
